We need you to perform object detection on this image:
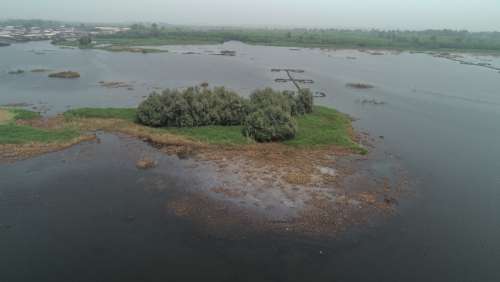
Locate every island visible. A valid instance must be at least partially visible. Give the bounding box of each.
[0,85,405,236]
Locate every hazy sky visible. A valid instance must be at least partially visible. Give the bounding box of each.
[2,0,500,31]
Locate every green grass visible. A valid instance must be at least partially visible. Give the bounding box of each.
[0,124,79,144]
[9,108,41,120]
[62,106,365,152]
[162,126,251,145]
[64,108,137,121]
[0,108,78,144]
[286,106,367,153]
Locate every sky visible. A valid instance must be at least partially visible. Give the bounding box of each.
[2,0,500,31]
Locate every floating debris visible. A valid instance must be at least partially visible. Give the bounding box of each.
[356,97,386,105]
[274,78,314,84]
[8,70,24,75]
[314,92,327,98]
[431,52,500,72]
[0,102,33,107]
[347,83,375,89]
[48,71,80,79]
[136,159,157,170]
[213,50,236,56]
[98,81,133,89]
[31,69,51,73]
[359,50,385,56]
[182,51,201,55]
[271,68,305,73]
[275,78,290,83]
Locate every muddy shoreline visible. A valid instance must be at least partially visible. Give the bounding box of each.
[1,119,410,237]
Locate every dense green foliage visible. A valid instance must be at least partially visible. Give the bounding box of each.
[137,87,314,142]
[64,108,137,121]
[96,24,500,52]
[242,107,297,142]
[249,88,313,116]
[137,87,248,127]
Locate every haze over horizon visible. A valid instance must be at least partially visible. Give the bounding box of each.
[2,0,500,31]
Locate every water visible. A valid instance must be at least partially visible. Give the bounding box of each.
[1,41,500,282]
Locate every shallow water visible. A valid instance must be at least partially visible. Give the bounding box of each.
[1,41,500,281]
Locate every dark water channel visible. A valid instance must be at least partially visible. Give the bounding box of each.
[1,41,500,282]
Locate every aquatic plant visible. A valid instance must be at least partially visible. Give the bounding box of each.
[346,83,374,89]
[48,71,80,79]
[8,70,24,75]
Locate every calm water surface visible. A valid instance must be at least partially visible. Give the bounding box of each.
[1,41,500,282]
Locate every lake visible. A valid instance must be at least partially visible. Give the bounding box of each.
[1,41,500,282]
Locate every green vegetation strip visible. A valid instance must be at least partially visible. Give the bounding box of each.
[81,26,500,53]
[0,124,79,144]
[163,126,251,145]
[285,106,366,153]
[64,108,137,121]
[0,108,79,144]
[62,106,365,151]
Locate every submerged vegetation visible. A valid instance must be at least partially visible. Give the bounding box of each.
[8,70,25,75]
[48,71,80,79]
[346,83,375,89]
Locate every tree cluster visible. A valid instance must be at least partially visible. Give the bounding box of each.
[136,86,314,142]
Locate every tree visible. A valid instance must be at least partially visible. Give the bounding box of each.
[78,35,92,46]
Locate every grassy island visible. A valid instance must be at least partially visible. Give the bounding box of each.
[1,86,366,161]
[64,105,363,152]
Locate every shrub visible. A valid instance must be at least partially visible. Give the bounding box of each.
[137,86,313,142]
[136,87,247,127]
[249,88,294,115]
[242,106,297,142]
[249,88,314,116]
[136,92,165,126]
[295,89,314,115]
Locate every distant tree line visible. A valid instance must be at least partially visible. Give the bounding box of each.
[100,23,500,52]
